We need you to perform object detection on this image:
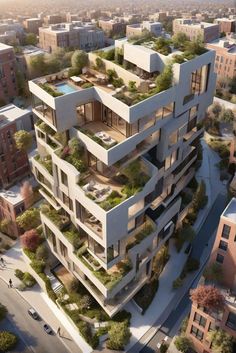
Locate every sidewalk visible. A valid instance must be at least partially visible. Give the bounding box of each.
[194,137,224,232]
[122,137,226,352]
[0,243,92,353]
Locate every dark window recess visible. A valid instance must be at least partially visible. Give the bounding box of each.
[216,253,224,264]
[226,312,236,331]
[222,224,230,239]
[218,240,228,251]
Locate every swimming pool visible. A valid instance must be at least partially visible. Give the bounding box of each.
[55,82,77,94]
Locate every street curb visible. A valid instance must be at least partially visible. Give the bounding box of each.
[0,276,75,353]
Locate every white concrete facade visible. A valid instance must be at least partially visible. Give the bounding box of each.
[29,41,216,316]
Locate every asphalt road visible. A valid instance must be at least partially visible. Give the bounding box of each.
[140,191,227,353]
[0,279,70,353]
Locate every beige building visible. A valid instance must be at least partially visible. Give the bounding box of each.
[206,37,236,80]
[173,19,220,43]
[39,22,105,53]
[126,21,163,38]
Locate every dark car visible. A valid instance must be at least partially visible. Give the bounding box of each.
[28,308,39,320]
[43,324,53,335]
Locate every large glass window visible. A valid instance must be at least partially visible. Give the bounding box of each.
[194,313,207,327]
[168,130,179,148]
[190,325,204,341]
[76,102,93,126]
[32,95,57,127]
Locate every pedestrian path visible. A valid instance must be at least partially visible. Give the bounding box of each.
[0,243,92,353]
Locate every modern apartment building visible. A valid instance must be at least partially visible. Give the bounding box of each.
[214,18,236,34]
[29,39,216,317]
[173,19,220,43]
[186,198,236,353]
[206,37,236,80]
[0,43,18,105]
[39,22,105,53]
[126,21,163,39]
[0,105,31,190]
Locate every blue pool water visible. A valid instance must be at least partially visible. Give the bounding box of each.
[55,82,77,94]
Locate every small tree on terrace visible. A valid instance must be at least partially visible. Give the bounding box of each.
[172,32,189,49]
[21,229,40,251]
[14,130,32,151]
[208,329,234,353]
[71,50,88,74]
[211,102,222,120]
[190,285,224,311]
[16,208,40,231]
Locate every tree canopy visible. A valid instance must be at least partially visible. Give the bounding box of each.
[14,130,32,151]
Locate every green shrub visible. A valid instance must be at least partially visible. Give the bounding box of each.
[77,321,92,341]
[30,259,46,274]
[174,335,192,353]
[107,321,131,350]
[0,303,7,321]
[22,272,36,287]
[0,331,18,351]
[134,277,159,313]
[185,257,199,272]
[15,269,24,280]
[172,277,183,289]
[36,244,49,261]
[81,82,94,89]
[23,248,36,260]
[160,343,169,353]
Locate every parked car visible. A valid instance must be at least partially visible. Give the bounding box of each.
[28,308,39,320]
[43,324,53,334]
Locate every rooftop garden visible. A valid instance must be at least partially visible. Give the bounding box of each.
[36,119,55,136]
[57,138,87,173]
[77,245,132,290]
[39,83,64,97]
[41,204,70,231]
[62,224,83,250]
[126,217,155,251]
[34,154,53,175]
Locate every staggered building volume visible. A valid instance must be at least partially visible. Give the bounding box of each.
[29,39,216,316]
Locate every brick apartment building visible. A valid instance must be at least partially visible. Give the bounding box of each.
[0,43,18,105]
[206,37,236,80]
[0,111,30,190]
[98,19,126,37]
[186,198,236,353]
[173,19,220,43]
[39,22,105,53]
[214,18,236,34]
[23,18,43,35]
